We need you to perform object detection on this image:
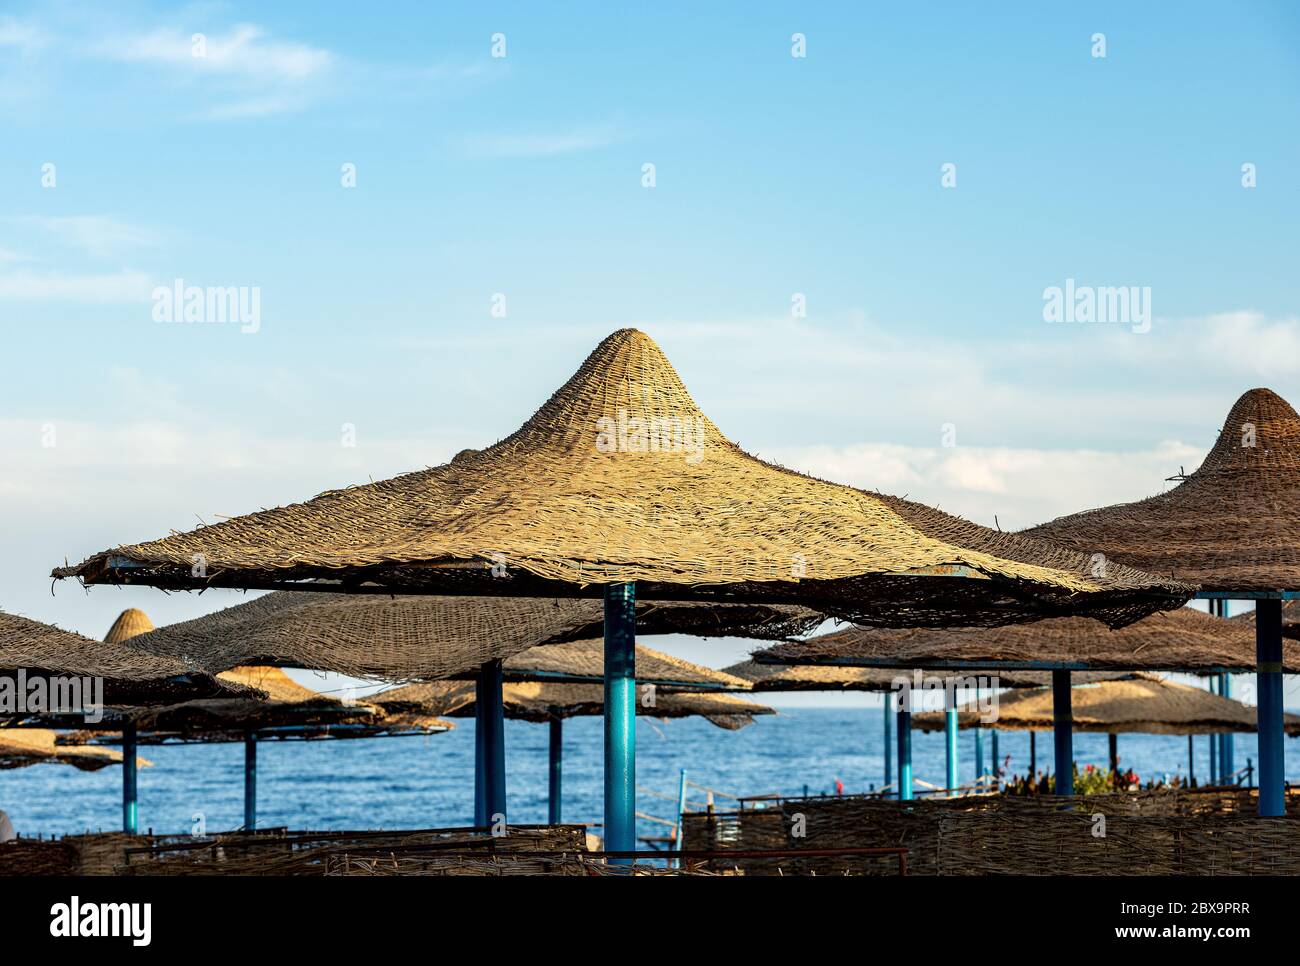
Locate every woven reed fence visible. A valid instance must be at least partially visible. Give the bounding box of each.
[326,851,723,876]
[936,812,1300,875]
[120,825,589,876]
[0,833,139,876]
[682,787,1300,875]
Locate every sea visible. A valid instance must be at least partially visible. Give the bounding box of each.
[4,708,1295,840]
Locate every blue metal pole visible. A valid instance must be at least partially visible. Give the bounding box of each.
[1052,670,1073,795]
[243,729,257,831]
[1208,675,1219,782]
[1255,598,1285,816]
[990,729,1000,788]
[1029,730,1037,780]
[883,697,893,793]
[473,674,487,826]
[1221,672,1235,782]
[122,720,138,834]
[673,768,688,866]
[944,691,958,796]
[475,659,507,825]
[548,715,563,824]
[604,582,637,859]
[974,726,984,785]
[896,704,913,801]
[1188,734,1195,784]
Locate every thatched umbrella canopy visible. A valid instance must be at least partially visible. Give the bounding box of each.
[0,728,151,771]
[724,660,1135,691]
[56,329,1189,627]
[373,680,773,731]
[104,608,154,645]
[100,666,450,743]
[912,675,1300,737]
[113,592,817,682]
[50,328,1192,845]
[751,606,1298,674]
[0,611,257,712]
[66,665,451,833]
[1024,388,1300,813]
[471,639,754,691]
[1231,601,1300,640]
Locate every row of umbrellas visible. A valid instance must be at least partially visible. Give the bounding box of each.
[4,329,1295,856]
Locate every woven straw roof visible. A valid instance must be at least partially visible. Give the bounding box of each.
[1231,601,1300,640]
[104,608,154,644]
[456,639,754,690]
[0,611,258,708]
[1026,388,1300,591]
[56,329,1190,628]
[723,660,1135,692]
[115,666,388,740]
[0,728,151,771]
[752,606,1300,673]
[912,675,1300,736]
[372,680,775,731]
[114,592,819,682]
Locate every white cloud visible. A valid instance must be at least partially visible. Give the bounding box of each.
[110,24,332,81]
[455,126,620,159]
[3,215,159,257]
[766,439,1204,531]
[0,16,45,53]
[0,268,153,302]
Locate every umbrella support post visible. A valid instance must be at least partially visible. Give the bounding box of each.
[604,582,637,861]
[883,698,893,794]
[1255,598,1285,816]
[474,659,507,827]
[1188,734,1195,784]
[1052,670,1073,796]
[1108,733,1118,780]
[673,768,688,867]
[974,726,983,784]
[990,730,999,788]
[243,730,257,831]
[1029,730,1036,780]
[122,720,138,834]
[548,715,562,825]
[1221,673,1235,783]
[944,692,958,797]
[897,704,913,801]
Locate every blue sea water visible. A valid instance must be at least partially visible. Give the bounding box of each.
[3,710,1295,840]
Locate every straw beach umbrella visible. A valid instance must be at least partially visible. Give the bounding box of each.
[115,592,808,830]
[0,728,151,772]
[54,329,1192,851]
[103,608,154,645]
[755,605,1300,800]
[1,609,258,835]
[725,660,1133,796]
[912,675,1300,785]
[73,665,451,831]
[371,675,774,828]
[448,639,758,824]
[1027,388,1300,814]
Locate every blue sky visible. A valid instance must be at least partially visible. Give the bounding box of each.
[2,1,1298,702]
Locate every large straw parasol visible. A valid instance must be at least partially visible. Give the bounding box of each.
[0,728,151,772]
[52,329,1192,850]
[113,592,818,681]
[0,610,256,711]
[751,606,1300,674]
[1025,388,1300,813]
[911,675,1300,737]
